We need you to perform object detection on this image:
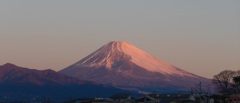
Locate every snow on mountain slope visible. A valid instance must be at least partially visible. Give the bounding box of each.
[72,41,196,77]
[60,41,211,92]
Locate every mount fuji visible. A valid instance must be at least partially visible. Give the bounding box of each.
[60,41,211,93]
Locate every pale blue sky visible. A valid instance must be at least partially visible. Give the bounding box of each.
[0,0,239,78]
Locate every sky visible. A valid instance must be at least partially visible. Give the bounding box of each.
[0,0,239,78]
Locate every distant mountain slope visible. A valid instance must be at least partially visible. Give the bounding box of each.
[0,63,84,85]
[60,41,211,92]
[0,63,126,102]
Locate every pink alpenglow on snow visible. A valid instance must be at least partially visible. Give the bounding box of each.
[80,41,195,76]
[60,41,212,92]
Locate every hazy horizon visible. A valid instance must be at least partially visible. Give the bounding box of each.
[0,1,239,78]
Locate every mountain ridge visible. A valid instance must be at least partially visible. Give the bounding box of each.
[0,63,128,101]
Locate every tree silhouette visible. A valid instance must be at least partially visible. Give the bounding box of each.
[213,70,235,94]
[233,76,240,93]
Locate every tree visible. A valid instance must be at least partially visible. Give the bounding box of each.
[232,70,240,93]
[233,76,240,93]
[213,70,236,94]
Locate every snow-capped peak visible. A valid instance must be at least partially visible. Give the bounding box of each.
[60,41,211,93]
[74,41,196,77]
